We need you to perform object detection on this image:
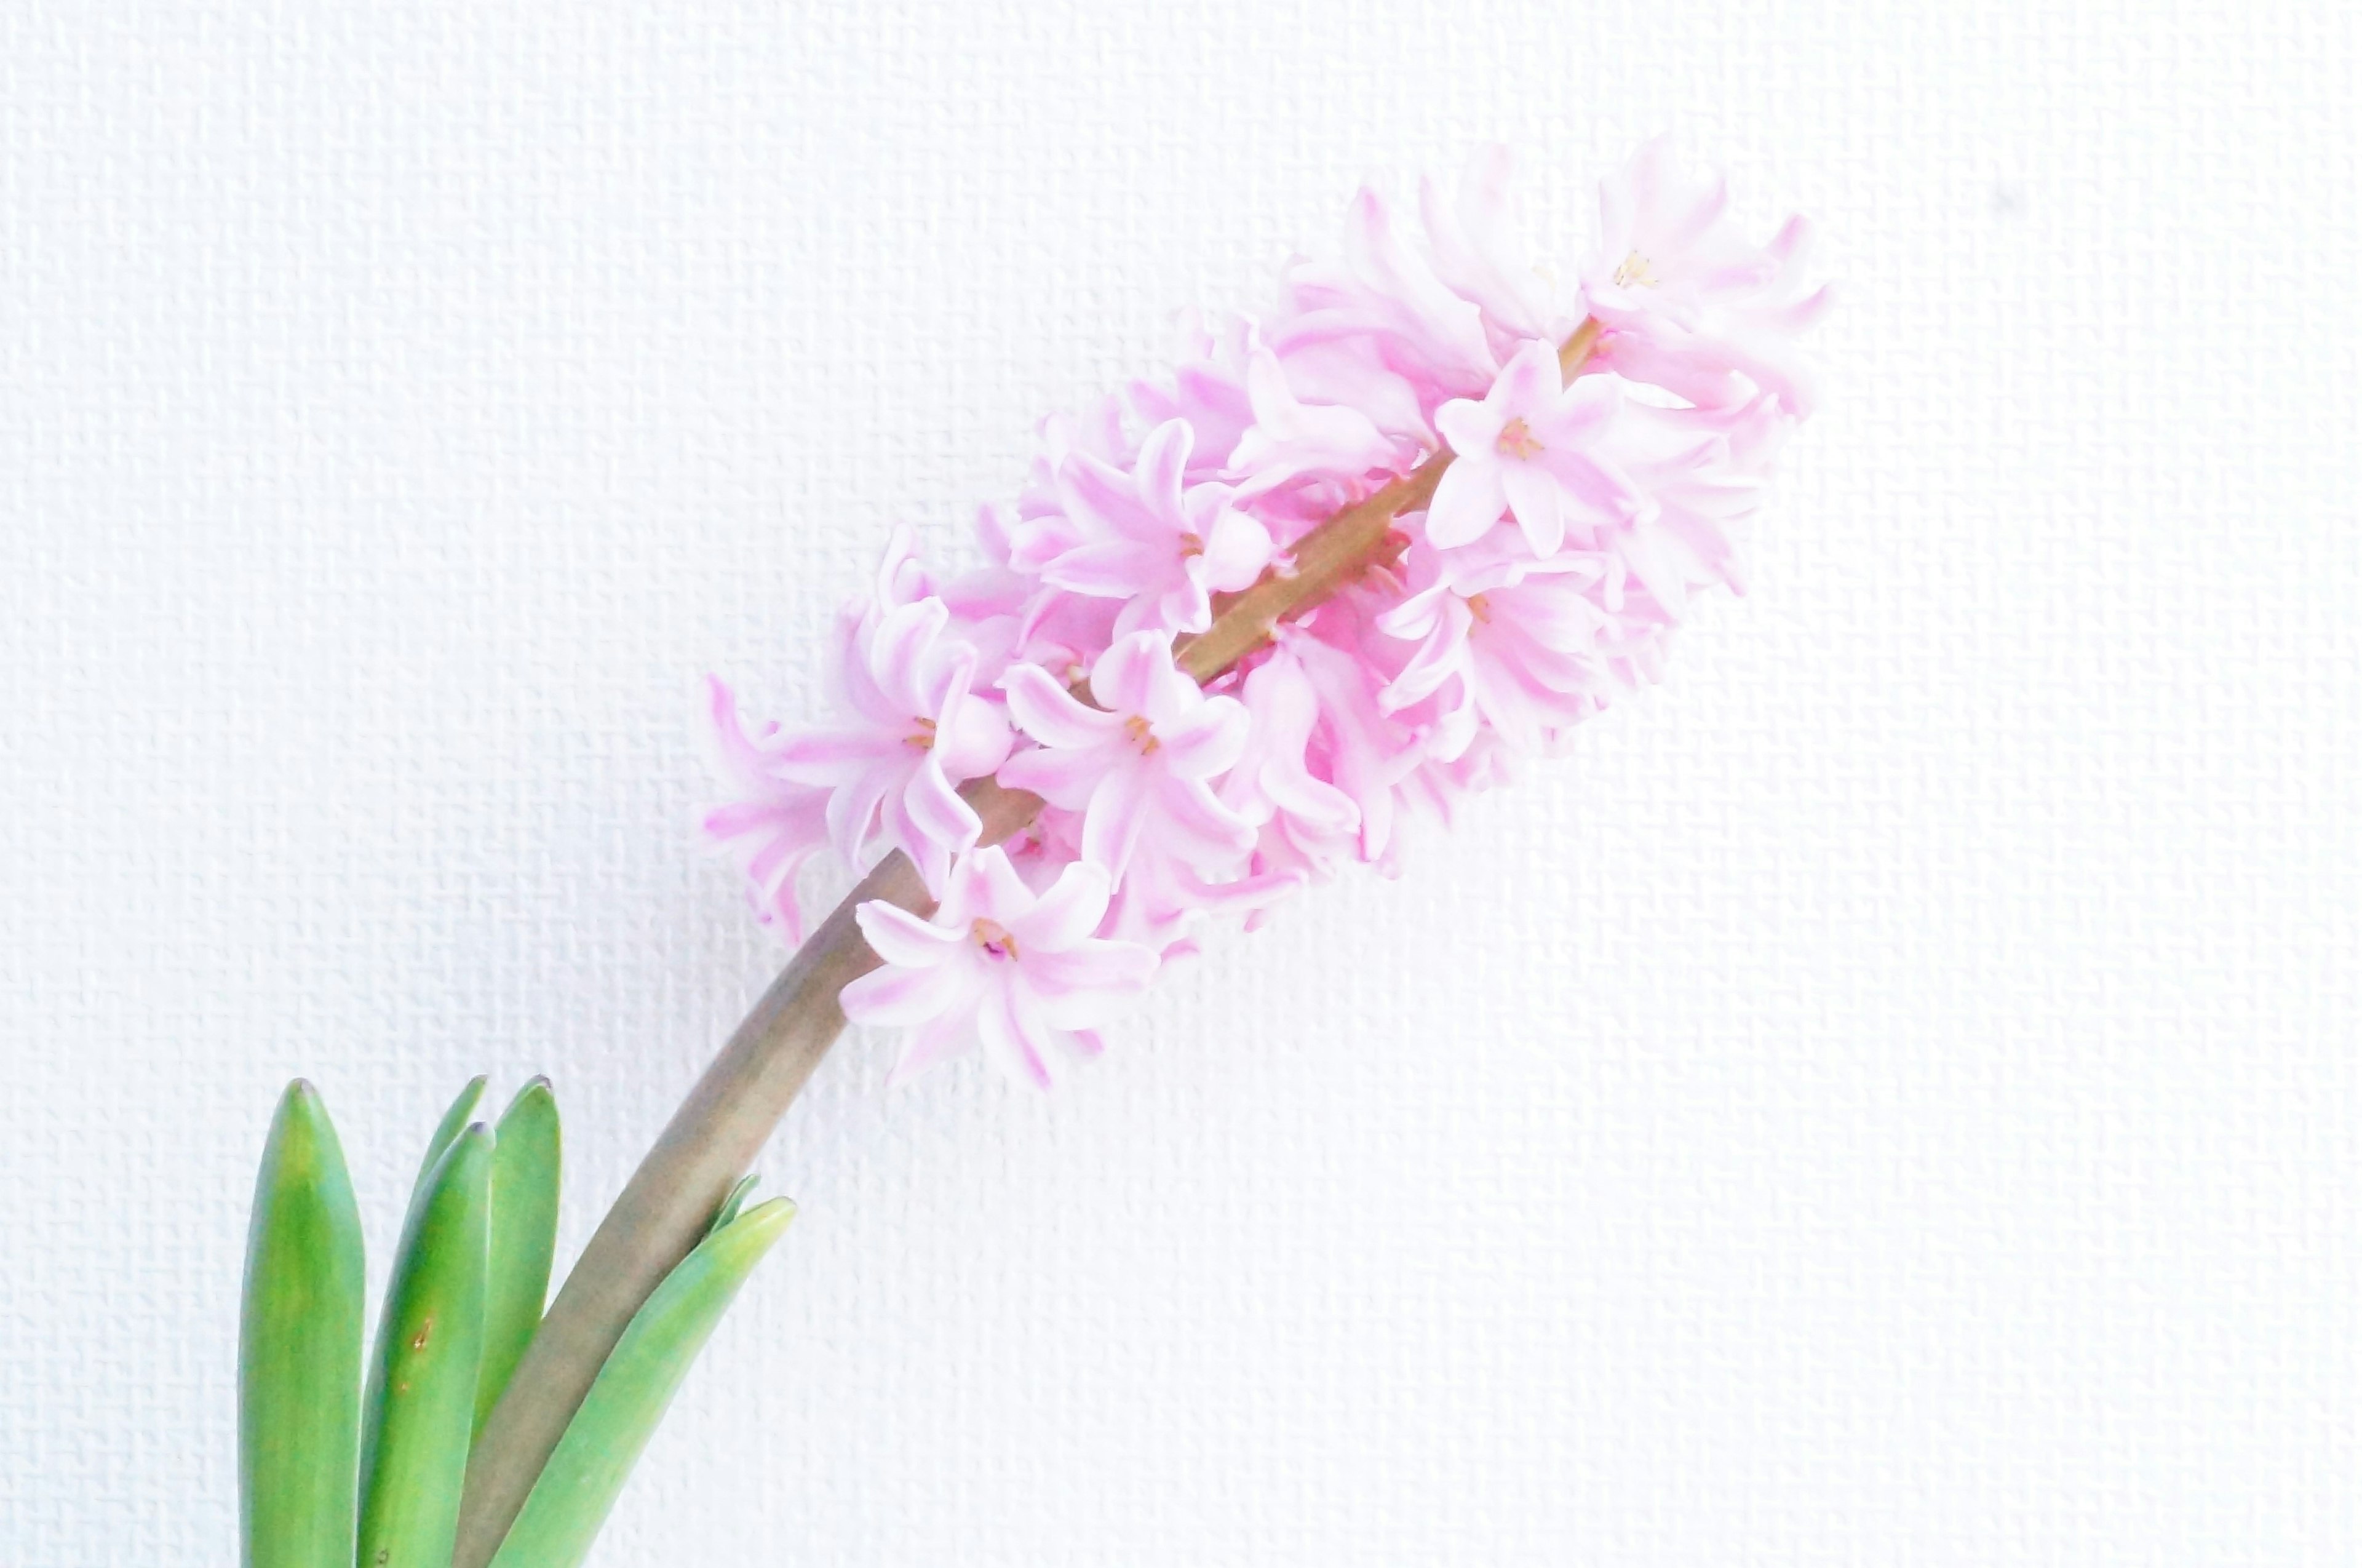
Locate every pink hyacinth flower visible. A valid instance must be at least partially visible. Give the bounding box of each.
[1375,539,1618,758]
[841,848,1158,1088]
[1427,338,1643,555]
[1580,137,1831,414]
[1225,340,1401,503]
[998,631,1255,878]
[701,676,833,945]
[1014,418,1272,637]
[774,596,1014,892]
[1418,145,1582,349]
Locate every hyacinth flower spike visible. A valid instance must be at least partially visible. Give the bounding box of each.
[455,141,1823,1567]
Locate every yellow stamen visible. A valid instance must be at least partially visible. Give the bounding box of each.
[903,715,937,750]
[969,917,1019,960]
[1613,250,1658,289]
[1496,417,1544,461]
[1179,530,1205,559]
[1465,592,1494,625]
[1123,714,1161,755]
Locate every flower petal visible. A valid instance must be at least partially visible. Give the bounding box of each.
[1424,459,1506,549]
[1088,631,1172,717]
[1006,860,1113,952]
[1497,461,1570,555]
[1003,663,1118,750]
[999,743,1122,811]
[852,897,965,969]
[840,956,967,1027]
[1078,768,1152,872]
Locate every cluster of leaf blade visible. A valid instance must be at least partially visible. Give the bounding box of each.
[239,1078,792,1568]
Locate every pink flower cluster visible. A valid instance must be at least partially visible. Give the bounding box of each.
[708,140,1826,1087]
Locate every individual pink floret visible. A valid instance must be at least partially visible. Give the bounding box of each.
[701,677,835,946]
[841,847,1159,1088]
[1427,338,1643,555]
[772,597,1012,892]
[1012,418,1272,637]
[998,631,1255,878]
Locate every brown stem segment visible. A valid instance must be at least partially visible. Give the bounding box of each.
[451,318,1604,1567]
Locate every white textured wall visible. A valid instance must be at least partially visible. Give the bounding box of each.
[2,3,2356,1563]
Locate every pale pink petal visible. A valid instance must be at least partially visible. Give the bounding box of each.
[869,599,951,715]
[1088,631,1171,716]
[1493,338,1565,407]
[1433,395,1501,458]
[1079,770,1153,872]
[1059,448,1150,540]
[774,728,894,781]
[1425,459,1507,549]
[1196,504,1273,592]
[999,743,1125,810]
[1043,539,1170,598]
[966,843,1038,917]
[937,697,1014,780]
[853,897,966,969]
[886,1008,980,1086]
[978,988,1054,1090]
[1155,695,1250,777]
[1496,462,1570,555]
[1004,861,1114,953]
[1157,776,1257,856]
[902,755,982,856]
[824,771,891,867]
[839,958,968,1028]
[1024,939,1158,1005]
[1003,663,1119,750]
[1135,418,1194,511]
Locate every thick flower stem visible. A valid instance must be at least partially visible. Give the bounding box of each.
[451,320,1602,1567]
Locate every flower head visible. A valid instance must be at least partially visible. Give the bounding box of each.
[708,141,1824,1085]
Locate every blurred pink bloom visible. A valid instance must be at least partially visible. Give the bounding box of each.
[1376,539,1616,758]
[1428,339,1642,554]
[1418,145,1582,350]
[1226,340,1401,501]
[843,848,1158,1088]
[1581,137,1831,413]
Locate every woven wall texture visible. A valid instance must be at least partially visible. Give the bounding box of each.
[2,2,2355,1562]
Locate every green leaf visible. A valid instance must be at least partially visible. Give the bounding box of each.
[477,1078,562,1439]
[413,1075,488,1201]
[359,1123,493,1568]
[240,1080,367,1568]
[487,1198,796,1568]
[705,1172,758,1239]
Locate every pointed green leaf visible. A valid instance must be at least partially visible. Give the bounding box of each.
[413,1075,488,1201]
[476,1078,562,1439]
[705,1172,758,1239]
[360,1124,492,1568]
[488,1198,795,1568]
[241,1080,367,1568]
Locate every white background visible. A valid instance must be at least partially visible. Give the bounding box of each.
[2,2,2356,1563]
